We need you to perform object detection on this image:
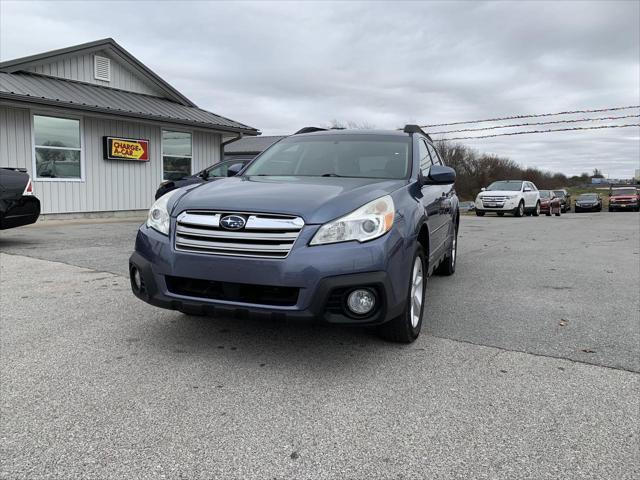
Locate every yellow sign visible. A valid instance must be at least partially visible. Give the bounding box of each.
[104,137,149,161]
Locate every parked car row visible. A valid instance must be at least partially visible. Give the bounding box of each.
[473,181,639,216]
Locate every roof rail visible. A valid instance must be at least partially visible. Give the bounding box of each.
[403,124,432,141]
[294,127,329,135]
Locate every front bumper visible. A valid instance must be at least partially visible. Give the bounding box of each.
[610,203,638,209]
[129,224,411,325]
[575,204,599,211]
[475,197,520,211]
[0,196,40,230]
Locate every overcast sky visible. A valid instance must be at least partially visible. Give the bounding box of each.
[1,0,638,177]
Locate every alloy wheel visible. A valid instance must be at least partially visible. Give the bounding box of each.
[410,257,424,328]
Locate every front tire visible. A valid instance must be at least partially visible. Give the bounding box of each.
[475,210,485,217]
[378,246,426,343]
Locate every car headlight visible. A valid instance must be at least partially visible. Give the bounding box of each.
[505,194,519,199]
[147,189,179,235]
[310,195,395,245]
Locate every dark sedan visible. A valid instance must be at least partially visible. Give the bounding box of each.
[574,193,602,212]
[553,189,571,212]
[0,167,40,229]
[154,158,250,200]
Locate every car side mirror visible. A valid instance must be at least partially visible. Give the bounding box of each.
[523,187,532,192]
[227,163,244,177]
[424,165,456,185]
[480,187,486,192]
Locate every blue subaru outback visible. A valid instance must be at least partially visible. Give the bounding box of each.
[130,125,459,342]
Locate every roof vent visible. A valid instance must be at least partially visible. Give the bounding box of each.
[94,55,111,82]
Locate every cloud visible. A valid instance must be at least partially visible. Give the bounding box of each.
[1,0,638,177]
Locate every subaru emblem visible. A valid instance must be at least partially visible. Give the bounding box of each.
[220,214,246,230]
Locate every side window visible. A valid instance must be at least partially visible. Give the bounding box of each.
[426,143,442,166]
[206,163,227,177]
[418,139,432,175]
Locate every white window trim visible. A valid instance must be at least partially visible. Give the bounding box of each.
[161,129,193,182]
[31,110,85,182]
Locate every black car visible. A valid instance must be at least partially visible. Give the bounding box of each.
[154,158,251,200]
[574,193,602,212]
[0,167,40,229]
[553,189,571,212]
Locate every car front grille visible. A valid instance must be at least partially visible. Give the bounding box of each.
[482,196,507,207]
[165,275,299,306]
[174,211,304,258]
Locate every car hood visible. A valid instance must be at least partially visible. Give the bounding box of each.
[479,190,521,197]
[172,176,407,224]
[610,195,638,201]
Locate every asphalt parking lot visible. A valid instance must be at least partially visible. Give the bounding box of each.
[1,212,639,479]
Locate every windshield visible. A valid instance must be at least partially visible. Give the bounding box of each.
[242,134,410,179]
[579,194,598,200]
[539,191,552,198]
[611,188,637,196]
[553,190,566,197]
[487,181,522,191]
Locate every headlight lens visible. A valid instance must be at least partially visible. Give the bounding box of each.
[310,195,395,245]
[505,194,519,199]
[147,189,178,235]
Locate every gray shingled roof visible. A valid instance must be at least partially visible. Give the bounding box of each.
[224,135,286,154]
[0,72,258,134]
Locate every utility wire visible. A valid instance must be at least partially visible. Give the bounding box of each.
[421,105,640,128]
[439,123,640,141]
[430,114,640,135]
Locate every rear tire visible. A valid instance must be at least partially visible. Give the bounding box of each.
[436,226,458,276]
[378,246,426,343]
[514,201,524,217]
[532,202,540,216]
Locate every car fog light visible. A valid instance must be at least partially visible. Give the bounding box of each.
[131,267,142,291]
[347,289,376,315]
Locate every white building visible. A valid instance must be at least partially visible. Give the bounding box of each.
[0,38,258,215]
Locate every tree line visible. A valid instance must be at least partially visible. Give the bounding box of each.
[434,141,593,200]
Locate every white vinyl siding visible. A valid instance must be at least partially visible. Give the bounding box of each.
[25,50,163,97]
[0,104,221,214]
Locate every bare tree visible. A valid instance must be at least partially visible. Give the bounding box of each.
[327,119,375,130]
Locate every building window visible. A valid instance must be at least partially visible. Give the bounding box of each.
[33,115,82,179]
[162,130,192,180]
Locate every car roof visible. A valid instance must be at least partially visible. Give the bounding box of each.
[292,129,411,138]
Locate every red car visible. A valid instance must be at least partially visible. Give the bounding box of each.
[539,190,561,216]
[608,187,640,212]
